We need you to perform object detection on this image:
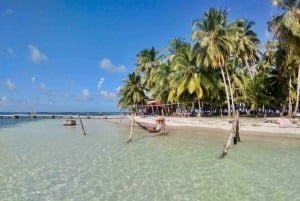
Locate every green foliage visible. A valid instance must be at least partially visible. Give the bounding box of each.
[117,5,300,115]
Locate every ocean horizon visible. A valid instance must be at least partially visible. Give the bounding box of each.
[0,111,124,128]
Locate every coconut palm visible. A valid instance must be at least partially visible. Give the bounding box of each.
[191,8,238,116]
[135,47,161,91]
[268,0,300,115]
[150,60,172,103]
[234,20,260,79]
[118,72,146,112]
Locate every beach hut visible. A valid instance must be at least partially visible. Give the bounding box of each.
[146,100,162,115]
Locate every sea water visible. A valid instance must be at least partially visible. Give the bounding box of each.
[0,119,299,201]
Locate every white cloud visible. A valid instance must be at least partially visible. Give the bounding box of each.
[28,44,48,64]
[99,58,127,73]
[5,79,16,90]
[32,77,36,84]
[7,48,16,57]
[40,84,46,89]
[0,96,7,102]
[82,89,90,97]
[100,90,116,100]
[98,77,105,88]
[0,96,7,107]
[76,89,92,102]
[115,86,121,92]
[4,9,14,15]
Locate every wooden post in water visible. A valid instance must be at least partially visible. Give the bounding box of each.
[234,111,240,144]
[78,114,87,135]
[128,113,135,142]
[161,107,167,134]
[222,111,240,157]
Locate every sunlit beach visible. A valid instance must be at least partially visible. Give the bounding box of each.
[1,0,300,200]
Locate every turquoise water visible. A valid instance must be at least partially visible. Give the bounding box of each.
[0,119,299,201]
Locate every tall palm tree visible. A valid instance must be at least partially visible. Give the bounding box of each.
[191,8,237,116]
[135,47,161,91]
[150,60,172,103]
[234,20,260,79]
[268,0,300,115]
[118,72,146,112]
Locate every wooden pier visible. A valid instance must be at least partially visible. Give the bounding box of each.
[0,114,106,120]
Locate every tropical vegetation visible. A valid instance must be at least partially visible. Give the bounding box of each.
[118,1,300,117]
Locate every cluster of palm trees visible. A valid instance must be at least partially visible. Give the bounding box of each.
[118,0,300,117]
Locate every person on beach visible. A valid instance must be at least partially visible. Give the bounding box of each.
[149,119,161,132]
[149,118,165,132]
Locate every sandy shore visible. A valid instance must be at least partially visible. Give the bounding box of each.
[104,115,300,138]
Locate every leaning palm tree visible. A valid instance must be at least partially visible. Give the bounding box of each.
[118,72,146,112]
[191,8,238,116]
[268,0,300,116]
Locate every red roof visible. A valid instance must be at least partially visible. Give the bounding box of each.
[147,100,161,106]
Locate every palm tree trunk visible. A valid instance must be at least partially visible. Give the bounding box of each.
[225,67,236,115]
[197,99,201,117]
[221,68,232,116]
[288,76,293,117]
[293,64,300,116]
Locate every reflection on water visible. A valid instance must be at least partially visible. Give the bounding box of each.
[0,119,299,201]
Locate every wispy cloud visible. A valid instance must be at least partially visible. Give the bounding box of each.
[0,96,7,102]
[98,77,105,88]
[115,86,121,92]
[99,58,127,73]
[0,96,7,107]
[5,79,16,90]
[76,89,92,102]
[32,77,36,84]
[28,44,48,64]
[7,48,16,57]
[99,90,116,100]
[38,83,57,96]
[4,8,14,15]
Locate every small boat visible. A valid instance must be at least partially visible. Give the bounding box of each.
[63,119,76,126]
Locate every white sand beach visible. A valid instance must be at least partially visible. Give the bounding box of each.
[106,115,300,138]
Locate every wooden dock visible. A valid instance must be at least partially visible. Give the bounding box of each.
[0,114,106,120]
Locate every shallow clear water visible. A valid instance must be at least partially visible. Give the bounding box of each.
[0,119,299,201]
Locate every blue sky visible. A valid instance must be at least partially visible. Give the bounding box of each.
[0,0,275,112]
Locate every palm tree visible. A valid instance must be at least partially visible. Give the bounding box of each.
[239,71,272,116]
[135,47,161,91]
[118,72,146,112]
[268,0,300,116]
[191,8,237,116]
[150,60,172,103]
[234,20,260,79]
[173,43,217,115]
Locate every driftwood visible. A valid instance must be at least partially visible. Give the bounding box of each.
[222,111,240,158]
